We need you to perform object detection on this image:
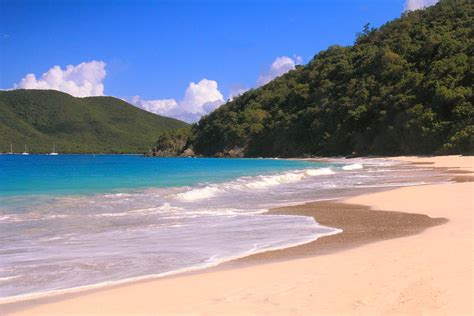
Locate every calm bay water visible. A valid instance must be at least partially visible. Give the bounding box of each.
[0,155,443,300]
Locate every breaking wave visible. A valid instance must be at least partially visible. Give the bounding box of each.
[175,168,335,201]
[342,163,363,170]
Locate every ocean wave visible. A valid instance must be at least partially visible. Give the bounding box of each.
[0,215,12,222]
[90,203,267,219]
[0,200,267,223]
[0,212,71,223]
[0,275,23,283]
[174,168,336,201]
[92,203,182,218]
[342,163,363,170]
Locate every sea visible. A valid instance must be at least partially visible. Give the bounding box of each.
[0,155,446,301]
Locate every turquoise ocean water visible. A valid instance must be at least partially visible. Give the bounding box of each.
[0,155,317,197]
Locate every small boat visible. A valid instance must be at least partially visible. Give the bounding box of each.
[49,144,59,156]
[22,145,30,155]
[8,144,13,155]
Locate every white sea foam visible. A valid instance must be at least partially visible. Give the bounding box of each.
[0,275,23,283]
[44,237,63,241]
[93,204,181,218]
[0,216,10,221]
[175,168,336,201]
[175,186,221,201]
[342,163,363,170]
[0,222,340,305]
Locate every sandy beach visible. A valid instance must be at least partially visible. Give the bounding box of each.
[2,155,472,315]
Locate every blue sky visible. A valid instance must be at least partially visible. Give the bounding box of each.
[1,0,421,121]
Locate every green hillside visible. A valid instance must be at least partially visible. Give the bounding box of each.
[0,89,188,153]
[185,0,472,157]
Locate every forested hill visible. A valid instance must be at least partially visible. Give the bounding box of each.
[188,0,473,157]
[0,90,188,153]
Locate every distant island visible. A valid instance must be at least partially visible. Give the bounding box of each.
[0,89,188,154]
[150,0,472,158]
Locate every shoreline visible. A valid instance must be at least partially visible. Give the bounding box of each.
[1,155,472,315]
[228,200,448,267]
[0,157,440,304]
[0,199,448,310]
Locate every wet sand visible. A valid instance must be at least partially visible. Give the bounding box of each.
[231,201,447,266]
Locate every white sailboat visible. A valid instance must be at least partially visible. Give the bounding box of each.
[8,144,13,155]
[22,145,29,155]
[49,144,58,156]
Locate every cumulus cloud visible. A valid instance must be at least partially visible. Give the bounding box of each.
[131,55,304,122]
[405,0,438,11]
[14,56,304,122]
[180,79,224,114]
[257,55,303,86]
[14,61,106,97]
[129,79,225,123]
[129,96,178,115]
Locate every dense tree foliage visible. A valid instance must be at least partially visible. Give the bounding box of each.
[189,0,473,157]
[146,128,192,156]
[0,90,188,153]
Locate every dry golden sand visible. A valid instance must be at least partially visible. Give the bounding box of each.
[2,155,473,315]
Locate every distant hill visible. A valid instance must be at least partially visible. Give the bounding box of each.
[183,0,472,157]
[0,89,188,153]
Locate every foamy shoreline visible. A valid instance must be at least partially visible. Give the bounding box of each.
[0,221,341,306]
[0,160,365,305]
[1,157,431,302]
[2,155,472,315]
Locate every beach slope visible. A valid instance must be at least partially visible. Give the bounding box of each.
[3,156,473,315]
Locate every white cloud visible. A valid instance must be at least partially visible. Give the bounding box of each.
[129,96,178,115]
[228,86,249,100]
[227,55,302,100]
[13,55,305,122]
[202,99,225,114]
[405,0,438,11]
[293,54,303,65]
[131,56,305,122]
[131,56,304,121]
[180,79,224,114]
[13,62,225,123]
[129,79,225,123]
[14,61,107,97]
[257,55,303,86]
